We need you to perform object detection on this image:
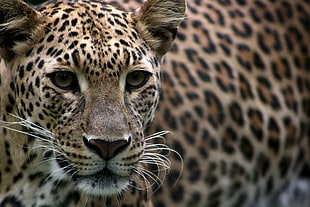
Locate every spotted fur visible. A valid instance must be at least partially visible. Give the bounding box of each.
[143,0,310,207]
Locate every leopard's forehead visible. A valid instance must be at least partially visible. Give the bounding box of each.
[32,0,159,82]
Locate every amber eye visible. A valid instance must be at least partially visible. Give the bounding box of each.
[48,71,79,91]
[126,70,151,90]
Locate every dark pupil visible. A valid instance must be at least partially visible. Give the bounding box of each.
[54,72,73,87]
[131,71,144,82]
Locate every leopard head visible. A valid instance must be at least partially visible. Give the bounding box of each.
[0,0,185,196]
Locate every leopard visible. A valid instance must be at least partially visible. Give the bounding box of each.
[0,0,185,206]
[144,0,310,207]
[114,0,310,207]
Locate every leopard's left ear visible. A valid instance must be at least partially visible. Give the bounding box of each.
[134,0,186,57]
[0,0,43,61]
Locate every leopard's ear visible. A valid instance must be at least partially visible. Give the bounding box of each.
[0,0,43,61]
[134,0,186,57]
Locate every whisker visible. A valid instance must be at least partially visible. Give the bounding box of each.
[136,166,163,187]
[144,131,170,142]
[141,131,184,187]
[130,170,151,198]
[133,165,165,198]
[6,114,54,136]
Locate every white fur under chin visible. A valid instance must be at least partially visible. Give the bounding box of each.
[76,176,129,196]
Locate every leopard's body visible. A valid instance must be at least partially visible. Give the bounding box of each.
[146,1,310,206]
[0,0,309,207]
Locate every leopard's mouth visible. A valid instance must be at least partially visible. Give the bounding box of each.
[56,156,130,195]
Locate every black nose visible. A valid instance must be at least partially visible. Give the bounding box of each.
[83,136,131,160]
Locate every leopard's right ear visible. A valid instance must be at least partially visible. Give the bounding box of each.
[134,0,186,57]
[0,0,43,61]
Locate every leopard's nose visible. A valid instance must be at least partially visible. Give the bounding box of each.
[83,136,131,160]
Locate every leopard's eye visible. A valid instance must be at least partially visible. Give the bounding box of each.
[126,70,151,90]
[48,71,79,91]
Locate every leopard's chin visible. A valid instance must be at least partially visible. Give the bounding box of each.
[73,169,130,196]
[55,156,130,196]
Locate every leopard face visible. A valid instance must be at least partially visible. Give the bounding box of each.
[0,0,185,206]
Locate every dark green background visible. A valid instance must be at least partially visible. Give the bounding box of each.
[25,0,47,5]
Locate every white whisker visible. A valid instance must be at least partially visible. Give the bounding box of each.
[131,130,184,196]
[149,131,182,182]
